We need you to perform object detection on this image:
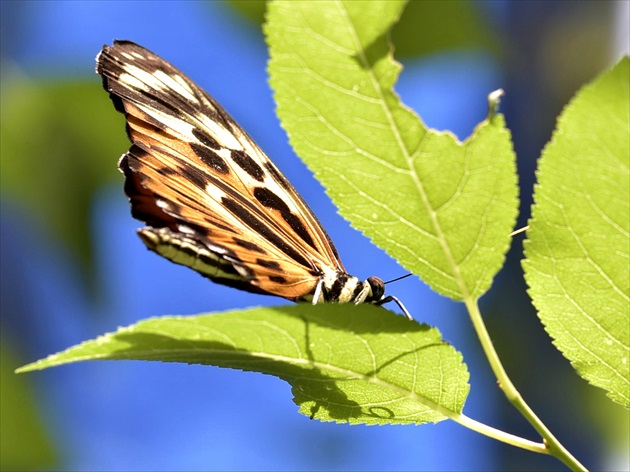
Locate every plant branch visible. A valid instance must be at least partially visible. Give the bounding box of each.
[465,299,587,471]
[452,414,546,454]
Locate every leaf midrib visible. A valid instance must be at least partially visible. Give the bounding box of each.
[336,0,471,301]
[117,345,455,414]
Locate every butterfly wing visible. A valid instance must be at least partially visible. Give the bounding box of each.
[97,40,345,300]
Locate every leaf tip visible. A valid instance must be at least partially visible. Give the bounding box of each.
[15,363,36,374]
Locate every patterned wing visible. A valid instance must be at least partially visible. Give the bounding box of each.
[96,40,345,300]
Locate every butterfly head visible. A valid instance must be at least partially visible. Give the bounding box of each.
[364,276,386,303]
[363,276,412,320]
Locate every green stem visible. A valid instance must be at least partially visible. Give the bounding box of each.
[452,414,547,454]
[465,299,587,472]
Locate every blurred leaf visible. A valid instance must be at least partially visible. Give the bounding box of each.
[0,78,126,263]
[225,0,266,24]
[523,57,630,408]
[1,344,58,470]
[227,0,501,58]
[17,304,469,425]
[266,0,518,301]
[392,0,500,58]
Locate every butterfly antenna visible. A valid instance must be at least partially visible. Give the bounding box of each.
[380,274,413,319]
[384,273,413,285]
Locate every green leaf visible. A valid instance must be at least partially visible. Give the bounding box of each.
[17,305,469,425]
[227,0,501,59]
[265,0,518,301]
[391,0,501,58]
[523,57,630,408]
[0,78,124,262]
[1,344,58,470]
[225,0,267,24]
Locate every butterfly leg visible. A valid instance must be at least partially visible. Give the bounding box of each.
[312,278,325,305]
[377,295,413,320]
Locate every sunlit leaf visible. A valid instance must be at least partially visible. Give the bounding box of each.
[523,57,630,408]
[266,0,518,301]
[17,305,469,425]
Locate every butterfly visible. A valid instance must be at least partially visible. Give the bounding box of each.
[96,40,410,319]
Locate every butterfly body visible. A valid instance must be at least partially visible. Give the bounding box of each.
[97,40,409,317]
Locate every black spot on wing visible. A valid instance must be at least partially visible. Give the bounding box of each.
[231,149,264,182]
[221,196,311,268]
[192,127,221,149]
[232,237,267,254]
[179,164,211,190]
[253,187,316,250]
[191,142,230,174]
[269,275,287,284]
[157,166,178,176]
[256,259,282,270]
[140,89,184,119]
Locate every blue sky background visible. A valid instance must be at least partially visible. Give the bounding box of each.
[1,1,627,471]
